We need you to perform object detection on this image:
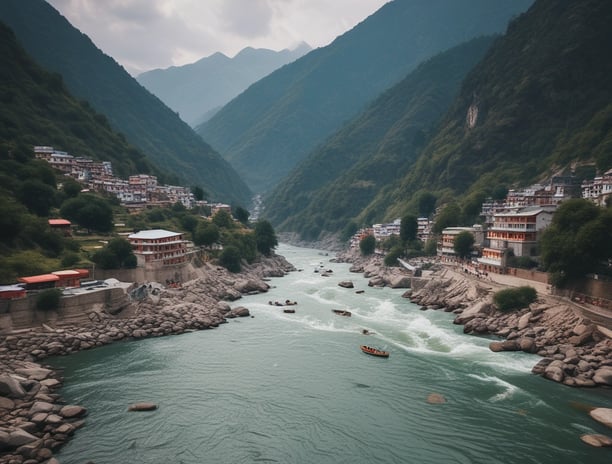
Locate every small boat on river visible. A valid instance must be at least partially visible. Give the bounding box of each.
[332,309,352,317]
[360,345,389,358]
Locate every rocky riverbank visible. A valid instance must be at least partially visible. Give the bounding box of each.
[0,254,295,464]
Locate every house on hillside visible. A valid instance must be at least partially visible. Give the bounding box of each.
[128,229,188,267]
[478,205,556,273]
[48,218,72,237]
[438,225,484,260]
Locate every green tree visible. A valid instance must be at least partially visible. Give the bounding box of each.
[60,194,113,233]
[61,178,82,198]
[254,220,278,256]
[212,209,234,229]
[432,203,461,234]
[219,245,242,272]
[107,237,136,268]
[194,222,220,247]
[234,206,250,225]
[493,286,537,312]
[418,192,437,217]
[359,235,376,256]
[17,180,56,216]
[400,215,418,243]
[540,199,612,284]
[191,186,206,201]
[384,246,403,266]
[453,231,475,259]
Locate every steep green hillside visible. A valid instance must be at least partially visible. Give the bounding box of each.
[369,0,612,224]
[263,37,496,240]
[197,0,533,193]
[0,21,155,179]
[138,44,311,127]
[0,0,251,204]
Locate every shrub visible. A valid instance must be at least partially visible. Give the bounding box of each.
[493,286,537,312]
[219,245,241,273]
[359,235,376,256]
[36,288,62,311]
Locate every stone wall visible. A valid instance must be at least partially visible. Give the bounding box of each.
[94,262,197,285]
[0,286,132,333]
[507,267,550,284]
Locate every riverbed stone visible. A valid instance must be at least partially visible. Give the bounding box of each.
[580,434,612,447]
[6,429,39,447]
[592,366,612,386]
[338,280,354,289]
[590,408,612,428]
[59,405,87,419]
[128,402,158,411]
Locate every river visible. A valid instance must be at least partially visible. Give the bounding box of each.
[50,244,612,464]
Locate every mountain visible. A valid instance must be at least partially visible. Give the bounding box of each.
[0,21,157,179]
[365,0,612,225]
[196,0,533,193]
[138,44,311,127]
[0,0,251,204]
[263,37,496,240]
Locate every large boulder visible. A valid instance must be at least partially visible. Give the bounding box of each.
[590,408,612,428]
[389,276,411,289]
[14,367,52,381]
[229,306,250,318]
[592,366,612,386]
[0,374,26,398]
[580,434,612,447]
[59,405,87,419]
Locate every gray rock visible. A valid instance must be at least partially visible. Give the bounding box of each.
[13,367,52,381]
[338,280,354,289]
[128,402,158,411]
[389,276,411,289]
[6,428,39,447]
[544,360,565,383]
[29,401,55,415]
[0,374,26,398]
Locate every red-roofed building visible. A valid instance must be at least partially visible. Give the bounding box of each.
[18,274,60,290]
[0,285,26,300]
[52,269,89,287]
[48,219,72,236]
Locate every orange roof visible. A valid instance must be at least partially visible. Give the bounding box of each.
[18,274,60,284]
[73,269,90,277]
[49,219,71,226]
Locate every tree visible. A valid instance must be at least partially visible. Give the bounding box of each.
[384,246,403,266]
[234,206,250,225]
[212,209,234,229]
[191,186,206,201]
[540,199,612,284]
[400,215,418,243]
[417,192,437,218]
[432,203,461,234]
[17,180,56,216]
[453,231,475,259]
[194,222,220,247]
[61,178,82,198]
[36,289,62,311]
[359,235,376,256]
[219,245,242,272]
[254,220,278,256]
[60,194,113,233]
[107,237,137,268]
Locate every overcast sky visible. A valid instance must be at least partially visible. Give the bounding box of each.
[46,0,390,76]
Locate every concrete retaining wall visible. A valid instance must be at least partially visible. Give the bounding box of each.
[0,286,132,333]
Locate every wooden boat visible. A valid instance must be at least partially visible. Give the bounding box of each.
[360,345,389,358]
[331,309,352,317]
[283,309,296,313]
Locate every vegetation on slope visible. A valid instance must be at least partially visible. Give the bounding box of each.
[0,0,251,204]
[372,0,612,224]
[263,37,496,240]
[197,0,533,193]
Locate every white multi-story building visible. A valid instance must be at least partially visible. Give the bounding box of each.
[582,169,612,207]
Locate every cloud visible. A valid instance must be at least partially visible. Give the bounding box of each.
[47,0,389,75]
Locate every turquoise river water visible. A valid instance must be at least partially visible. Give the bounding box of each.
[49,244,612,464]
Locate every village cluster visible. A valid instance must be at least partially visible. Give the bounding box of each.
[350,171,612,275]
[34,146,231,212]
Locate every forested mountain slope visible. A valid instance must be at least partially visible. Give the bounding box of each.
[0,21,156,179]
[138,44,311,127]
[366,0,612,225]
[197,0,533,193]
[263,37,495,240]
[0,0,251,204]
